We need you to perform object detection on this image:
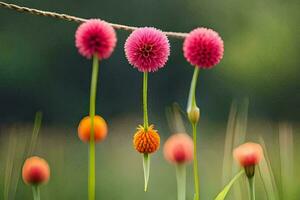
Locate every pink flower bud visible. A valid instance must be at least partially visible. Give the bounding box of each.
[163,133,194,164]
[233,142,263,167]
[22,156,50,185]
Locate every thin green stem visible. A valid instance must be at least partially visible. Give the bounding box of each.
[187,67,200,113]
[32,186,40,200]
[88,55,99,200]
[187,67,201,200]
[192,123,200,200]
[248,177,255,200]
[142,72,150,191]
[176,164,186,200]
[143,72,148,129]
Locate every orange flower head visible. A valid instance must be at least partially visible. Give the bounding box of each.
[233,142,263,167]
[22,156,50,185]
[133,125,160,154]
[78,115,108,142]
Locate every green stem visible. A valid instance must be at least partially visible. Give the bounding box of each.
[176,164,186,200]
[248,177,255,200]
[142,72,150,191]
[32,186,40,200]
[192,123,200,200]
[187,67,200,200]
[187,67,200,113]
[88,55,99,200]
[143,153,150,191]
[143,72,149,129]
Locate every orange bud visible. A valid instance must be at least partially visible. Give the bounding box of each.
[78,115,108,142]
[22,156,50,185]
[133,125,160,154]
[163,133,194,164]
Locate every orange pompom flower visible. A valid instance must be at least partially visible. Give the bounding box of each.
[133,125,160,154]
[22,156,50,185]
[78,115,108,142]
[163,133,194,164]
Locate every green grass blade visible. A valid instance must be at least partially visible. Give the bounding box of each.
[27,111,43,156]
[222,99,249,199]
[258,137,280,200]
[222,101,238,184]
[279,123,294,199]
[215,170,244,200]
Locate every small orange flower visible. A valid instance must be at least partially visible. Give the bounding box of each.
[133,125,160,154]
[22,156,50,185]
[78,115,108,142]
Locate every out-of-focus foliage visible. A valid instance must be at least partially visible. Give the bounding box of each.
[0,117,299,200]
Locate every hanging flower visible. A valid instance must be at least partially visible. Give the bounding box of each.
[183,27,224,69]
[75,19,117,59]
[124,27,170,72]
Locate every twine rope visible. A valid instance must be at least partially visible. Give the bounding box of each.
[0,1,188,39]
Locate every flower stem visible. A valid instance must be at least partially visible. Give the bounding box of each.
[88,55,99,200]
[143,72,149,130]
[187,67,200,200]
[192,123,200,200]
[187,67,200,115]
[247,177,255,200]
[32,186,40,200]
[176,164,186,200]
[142,72,150,191]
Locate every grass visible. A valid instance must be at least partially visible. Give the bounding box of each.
[0,111,299,200]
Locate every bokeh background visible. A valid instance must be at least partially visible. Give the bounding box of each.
[0,0,299,199]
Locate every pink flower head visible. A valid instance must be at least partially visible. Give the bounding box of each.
[233,142,263,167]
[183,28,224,69]
[22,156,50,185]
[163,133,194,164]
[75,19,117,59]
[124,27,170,72]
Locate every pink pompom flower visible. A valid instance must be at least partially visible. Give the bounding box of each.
[233,142,263,167]
[183,28,224,69]
[163,133,194,164]
[124,27,170,72]
[75,19,117,59]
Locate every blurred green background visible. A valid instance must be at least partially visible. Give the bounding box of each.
[0,0,299,124]
[0,0,299,199]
